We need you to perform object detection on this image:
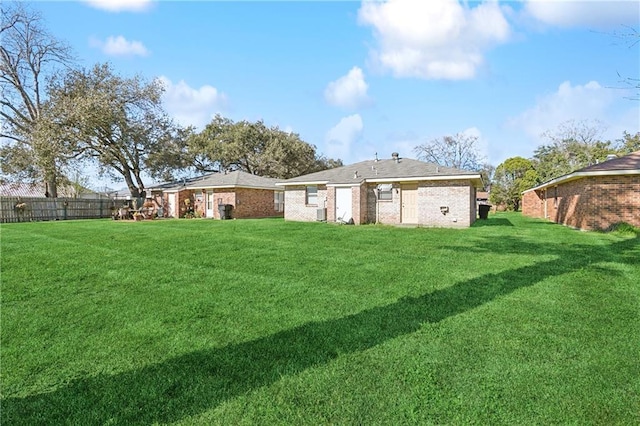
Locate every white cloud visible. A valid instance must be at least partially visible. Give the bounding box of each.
[358,0,511,80]
[460,126,490,160]
[325,114,364,161]
[324,67,371,109]
[524,0,639,28]
[159,77,227,129]
[83,0,154,13]
[90,36,149,57]
[507,80,615,144]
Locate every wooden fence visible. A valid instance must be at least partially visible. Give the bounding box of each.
[0,197,114,223]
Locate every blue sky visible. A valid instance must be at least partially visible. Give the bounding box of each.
[34,0,639,187]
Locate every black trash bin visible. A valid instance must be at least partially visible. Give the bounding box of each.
[218,204,233,220]
[478,204,491,220]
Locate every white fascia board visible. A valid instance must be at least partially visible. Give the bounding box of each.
[275,181,329,187]
[187,185,276,191]
[524,169,640,193]
[366,174,481,183]
[326,183,361,187]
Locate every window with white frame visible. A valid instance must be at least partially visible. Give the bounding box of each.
[377,184,393,201]
[274,191,284,212]
[306,186,318,205]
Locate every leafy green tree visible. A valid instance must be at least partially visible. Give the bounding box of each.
[0,3,74,197]
[48,63,186,197]
[413,133,485,171]
[490,157,538,211]
[478,163,495,191]
[533,119,616,182]
[616,131,640,154]
[187,115,342,179]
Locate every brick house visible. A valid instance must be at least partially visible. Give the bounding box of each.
[522,151,640,230]
[276,153,483,227]
[149,171,284,219]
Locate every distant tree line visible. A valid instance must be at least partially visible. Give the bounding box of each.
[0,3,341,197]
[491,121,638,211]
[413,121,639,212]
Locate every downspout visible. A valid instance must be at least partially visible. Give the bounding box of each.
[376,186,380,224]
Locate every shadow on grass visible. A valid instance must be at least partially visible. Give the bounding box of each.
[3,236,638,425]
[472,217,514,227]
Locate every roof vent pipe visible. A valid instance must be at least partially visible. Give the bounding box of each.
[391,152,399,163]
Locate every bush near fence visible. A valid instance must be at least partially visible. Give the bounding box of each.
[0,197,114,223]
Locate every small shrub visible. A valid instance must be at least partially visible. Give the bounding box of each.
[604,222,639,235]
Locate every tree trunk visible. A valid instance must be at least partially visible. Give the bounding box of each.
[44,173,58,198]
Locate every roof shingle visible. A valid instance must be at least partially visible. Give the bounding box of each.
[279,158,481,185]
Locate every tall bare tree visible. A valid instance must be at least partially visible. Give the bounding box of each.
[413,133,485,171]
[0,3,74,196]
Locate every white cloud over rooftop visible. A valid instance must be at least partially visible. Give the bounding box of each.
[358,0,511,80]
[159,77,227,129]
[83,0,154,13]
[506,80,630,150]
[325,114,364,161]
[324,67,371,110]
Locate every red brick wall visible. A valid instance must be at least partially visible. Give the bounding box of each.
[177,189,195,218]
[233,188,283,219]
[522,189,544,219]
[522,175,640,230]
[210,189,235,219]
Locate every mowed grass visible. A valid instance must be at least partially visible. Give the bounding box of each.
[1,213,638,425]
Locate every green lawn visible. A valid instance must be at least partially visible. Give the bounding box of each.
[1,213,638,425]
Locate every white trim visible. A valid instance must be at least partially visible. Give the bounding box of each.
[523,169,640,193]
[186,185,277,191]
[161,185,277,191]
[326,183,360,188]
[366,174,481,183]
[278,175,480,187]
[275,181,328,186]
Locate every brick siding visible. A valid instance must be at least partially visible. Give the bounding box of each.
[417,181,475,227]
[284,185,328,222]
[522,175,640,230]
[233,188,283,219]
[289,180,476,227]
[160,188,282,219]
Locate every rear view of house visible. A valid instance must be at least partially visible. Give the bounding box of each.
[522,151,640,230]
[149,171,284,219]
[277,153,483,227]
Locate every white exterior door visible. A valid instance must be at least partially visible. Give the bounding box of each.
[335,187,353,223]
[206,190,214,218]
[401,185,418,224]
[167,193,177,218]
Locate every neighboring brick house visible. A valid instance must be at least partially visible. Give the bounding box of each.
[522,151,640,230]
[276,153,483,228]
[148,171,284,219]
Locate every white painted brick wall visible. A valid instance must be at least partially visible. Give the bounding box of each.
[287,181,476,227]
[284,185,327,222]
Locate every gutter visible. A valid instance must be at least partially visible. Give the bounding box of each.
[523,169,640,193]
